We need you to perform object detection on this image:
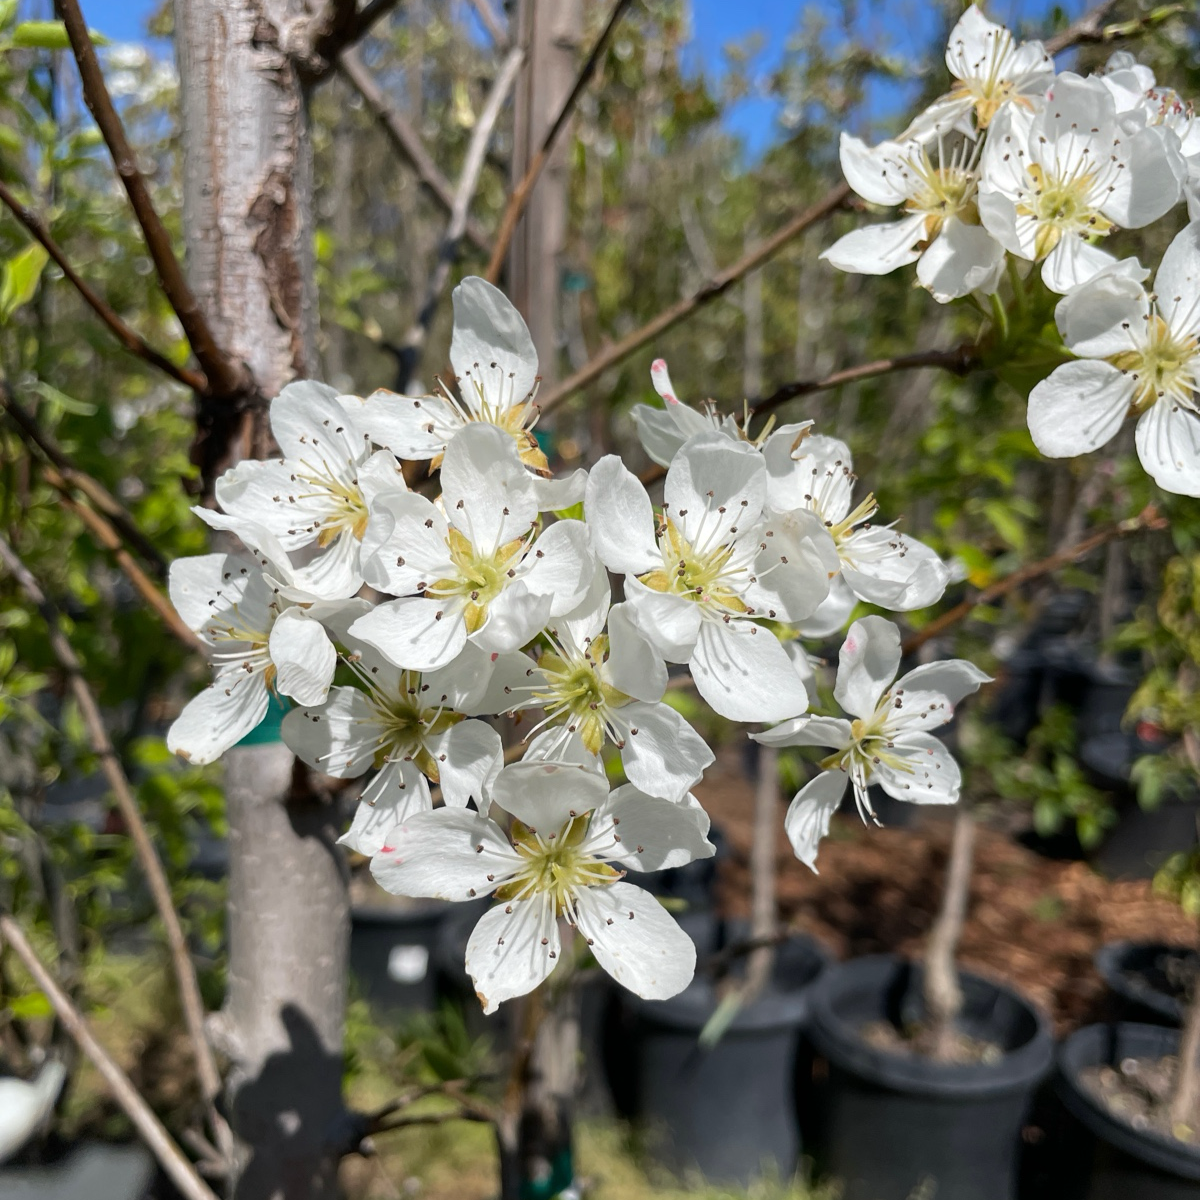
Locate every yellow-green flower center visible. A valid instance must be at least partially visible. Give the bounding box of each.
[369,670,462,780]
[427,527,528,633]
[1109,315,1200,414]
[494,814,620,916]
[1020,163,1113,259]
[637,517,748,614]
[531,637,631,754]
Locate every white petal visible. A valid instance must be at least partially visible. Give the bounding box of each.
[339,762,432,856]
[360,491,452,595]
[605,602,668,702]
[1055,268,1150,357]
[1156,220,1200,341]
[554,563,610,654]
[632,404,688,468]
[745,512,831,622]
[977,188,1028,258]
[361,389,452,459]
[664,432,766,543]
[213,459,310,548]
[521,520,595,617]
[270,380,363,462]
[268,607,337,705]
[896,659,992,706]
[371,806,515,900]
[490,760,609,829]
[873,733,962,805]
[820,216,927,276]
[573,882,695,1001]
[690,619,810,723]
[1136,400,1200,497]
[916,219,1005,302]
[437,720,503,808]
[167,675,270,765]
[281,686,377,778]
[752,715,854,750]
[838,132,907,205]
[471,582,553,654]
[1105,125,1183,229]
[585,785,715,870]
[449,276,538,405]
[784,770,849,872]
[584,455,661,576]
[349,598,467,672]
[466,896,559,1015]
[288,528,362,601]
[441,424,538,553]
[532,468,588,512]
[795,574,858,639]
[618,700,714,800]
[835,616,901,719]
[523,726,600,770]
[1027,360,1133,458]
[1041,237,1117,295]
[622,576,702,663]
[169,552,251,635]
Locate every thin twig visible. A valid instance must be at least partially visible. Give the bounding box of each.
[468,0,509,48]
[0,181,206,392]
[41,467,205,653]
[370,1109,490,1135]
[0,535,227,1151]
[538,182,853,418]
[900,504,1167,655]
[352,0,404,41]
[483,0,634,283]
[1,388,167,578]
[1043,0,1122,54]
[0,915,221,1200]
[398,42,525,388]
[54,0,248,400]
[339,48,490,254]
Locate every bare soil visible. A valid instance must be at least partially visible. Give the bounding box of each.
[1080,1056,1199,1144]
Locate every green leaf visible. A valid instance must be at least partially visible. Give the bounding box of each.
[10,20,107,49]
[0,123,21,156]
[9,990,53,1019]
[0,242,47,319]
[33,380,95,417]
[0,1,17,31]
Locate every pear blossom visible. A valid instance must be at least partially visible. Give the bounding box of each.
[825,130,1005,302]
[765,434,950,611]
[349,423,595,671]
[362,276,586,510]
[371,762,714,1012]
[282,638,502,856]
[753,616,990,871]
[632,359,812,469]
[585,432,829,722]
[211,381,407,599]
[902,5,1054,141]
[166,526,354,765]
[979,72,1183,293]
[1028,222,1200,497]
[487,565,715,799]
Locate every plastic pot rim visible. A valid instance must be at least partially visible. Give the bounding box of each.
[1093,940,1190,1023]
[808,953,1055,1100]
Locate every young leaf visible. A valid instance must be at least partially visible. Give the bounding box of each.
[0,242,48,319]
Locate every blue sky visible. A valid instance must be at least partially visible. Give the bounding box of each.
[74,0,1089,155]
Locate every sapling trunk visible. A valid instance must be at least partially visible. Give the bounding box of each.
[924,800,976,1061]
[1169,961,1200,1133]
[745,744,779,995]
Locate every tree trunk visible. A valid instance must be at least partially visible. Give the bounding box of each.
[172,5,347,1197]
[744,743,778,995]
[924,801,976,1062]
[1170,968,1200,1132]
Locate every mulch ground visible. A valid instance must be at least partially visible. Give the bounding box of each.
[697,750,1198,1036]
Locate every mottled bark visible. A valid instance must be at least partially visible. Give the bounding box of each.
[172,5,348,1198]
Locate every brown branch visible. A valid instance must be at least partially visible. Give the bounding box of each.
[900,504,1167,656]
[300,0,404,80]
[0,181,207,393]
[1050,2,1189,53]
[468,0,510,48]
[483,0,634,283]
[369,1108,490,1136]
[0,915,221,1200]
[339,48,490,254]
[1,389,167,578]
[42,468,205,654]
[0,534,227,1150]
[1043,0,1123,54]
[538,181,852,418]
[54,0,249,400]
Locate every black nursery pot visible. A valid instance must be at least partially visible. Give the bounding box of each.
[619,934,829,1184]
[808,954,1054,1200]
[1094,942,1198,1027]
[349,902,451,1014]
[1056,1022,1200,1199]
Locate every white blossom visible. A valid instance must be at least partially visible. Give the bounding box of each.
[753,616,989,871]
[370,762,714,1012]
[349,423,595,671]
[585,432,829,722]
[282,639,502,856]
[979,72,1183,292]
[1028,222,1200,496]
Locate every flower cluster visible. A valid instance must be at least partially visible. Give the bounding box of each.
[824,6,1200,496]
[168,276,989,1011]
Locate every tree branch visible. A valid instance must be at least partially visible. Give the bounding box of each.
[0,181,208,393]
[1044,0,1121,54]
[299,0,404,79]
[1,388,168,578]
[900,504,1167,656]
[538,181,853,418]
[0,534,227,1152]
[0,915,221,1200]
[338,48,490,254]
[397,42,525,389]
[53,0,249,400]
[483,0,634,283]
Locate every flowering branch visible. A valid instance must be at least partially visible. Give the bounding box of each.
[900,504,1168,656]
[483,0,635,283]
[0,914,221,1200]
[53,0,250,401]
[0,181,207,393]
[0,534,228,1155]
[338,48,491,255]
[539,181,853,418]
